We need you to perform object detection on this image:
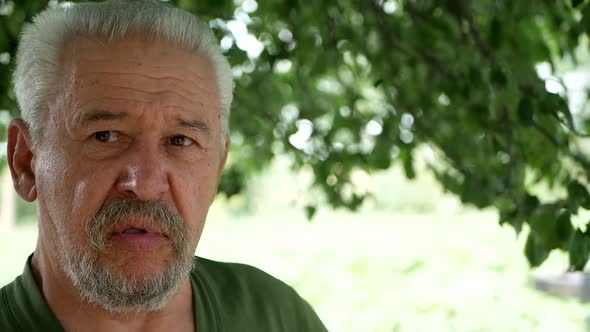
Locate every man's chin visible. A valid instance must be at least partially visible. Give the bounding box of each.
[99,251,178,282]
[63,250,193,313]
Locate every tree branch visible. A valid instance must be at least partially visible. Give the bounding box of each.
[532,119,590,182]
[366,0,457,79]
[447,0,494,61]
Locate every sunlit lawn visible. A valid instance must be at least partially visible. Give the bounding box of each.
[1,204,589,332]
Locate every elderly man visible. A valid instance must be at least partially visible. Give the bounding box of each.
[0,0,328,331]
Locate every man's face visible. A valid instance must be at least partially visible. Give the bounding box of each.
[28,37,227,310]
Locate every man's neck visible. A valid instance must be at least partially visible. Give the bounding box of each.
[31,244,195,332]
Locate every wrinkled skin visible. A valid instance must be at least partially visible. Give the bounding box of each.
[7,37,229,331]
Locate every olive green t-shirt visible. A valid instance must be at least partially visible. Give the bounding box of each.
[0,255,328,332]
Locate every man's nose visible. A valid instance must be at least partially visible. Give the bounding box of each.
[115,143,170,201]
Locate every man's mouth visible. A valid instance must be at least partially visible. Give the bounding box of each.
[111,220,168,237]
[109,222,170,251]
[122,227,149,235]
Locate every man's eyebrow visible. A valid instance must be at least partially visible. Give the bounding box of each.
[178,118,210,136]
[79,110,127,126]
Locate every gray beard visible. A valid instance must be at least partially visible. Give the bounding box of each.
[57,199,194,313]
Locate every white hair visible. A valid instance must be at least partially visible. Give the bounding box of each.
[13,0,233,146]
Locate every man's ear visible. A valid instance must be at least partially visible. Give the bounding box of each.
[7,119,37,202]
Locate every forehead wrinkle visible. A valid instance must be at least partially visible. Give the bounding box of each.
[83,71,204,94]
[80,97,204,113]
[80,71,202,96]
[82,61,208,81]
[80,59,215,94]
[66,36,217,87]
[77,69,206,106]
[60,37,223,140]
[75,67,213,112]
[80,83,201,108]
[81,65,208,87]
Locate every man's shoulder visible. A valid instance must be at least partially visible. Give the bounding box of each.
[192,256,289,293]
[0,276,25,331]
[191,256,302,309]
[0,259,64,332]
[191,257,328,331]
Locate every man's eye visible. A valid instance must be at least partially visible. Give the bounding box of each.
[170,135,194,147]
[94,131,118,143]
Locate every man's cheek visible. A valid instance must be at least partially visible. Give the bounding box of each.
[73,180,91,208]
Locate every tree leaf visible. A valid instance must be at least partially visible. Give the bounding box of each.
[571,0,585,8]
[525,232,549,267]
[490,64,508,87]
[567,180,590,210]
[305,205,317,221]
[1,0,588,267]
[569,230,590,271]
[517,96,534,126]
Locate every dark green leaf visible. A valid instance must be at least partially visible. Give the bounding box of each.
[305,205,317,221]
[488,17,502,49]
[517,96,534,126]
[567,181,590,209]
[569,230,590,271]
[523,194,541,215]
[571,0,585,8]
[525,233,549,267]
[402,155,416,180]
[490,64,508,87]
[556,212,573,246]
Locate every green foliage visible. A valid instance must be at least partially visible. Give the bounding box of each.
[2,0,590,269]
[569,229,590,271]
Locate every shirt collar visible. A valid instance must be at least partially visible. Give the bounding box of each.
[6,253,64,331]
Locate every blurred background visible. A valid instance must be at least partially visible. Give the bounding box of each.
[2,159,590,331]
[4,0,590,331]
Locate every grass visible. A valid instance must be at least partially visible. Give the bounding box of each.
[2,206,589,332]
[202,206,590,332]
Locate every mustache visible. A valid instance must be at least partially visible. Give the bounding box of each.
[86,199,187,251]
